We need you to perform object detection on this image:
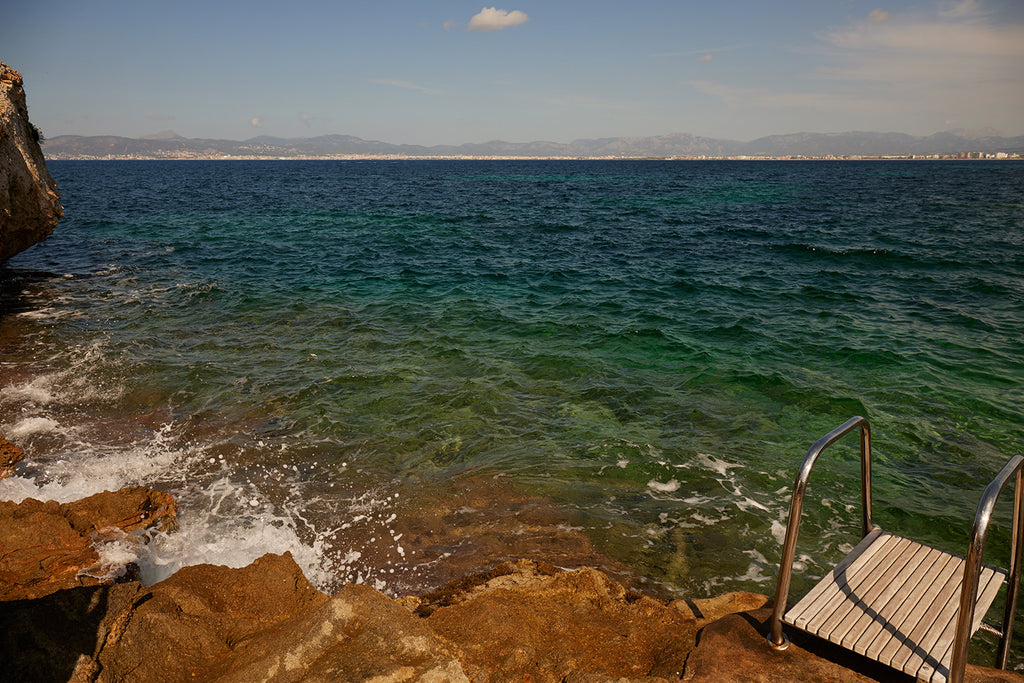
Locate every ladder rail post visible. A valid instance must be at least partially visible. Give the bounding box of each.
[949,455,1024,683]
[769,416,872,649]
[996,464,1024,668]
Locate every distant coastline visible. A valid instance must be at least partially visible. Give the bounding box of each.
[44,154,1024,162]
[42,129,1024,162]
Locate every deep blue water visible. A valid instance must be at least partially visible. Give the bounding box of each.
[1,160,1022,612]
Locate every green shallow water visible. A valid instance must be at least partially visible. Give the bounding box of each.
[1,161,1022,621]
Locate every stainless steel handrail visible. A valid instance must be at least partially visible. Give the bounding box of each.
[948,454,1024,683]
[767,415,1023,683]
[768,415,873,649]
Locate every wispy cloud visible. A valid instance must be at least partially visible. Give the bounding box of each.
[813,1,1024,116]
[685,80,875,113]
[368,78,439,95]
[146,112,175,122]
[249,117,263,128]
[299,113,315,127]
[688,1,1024,132]
[468,7,529,32]
[651,44,748,59]
[443,19,458,31]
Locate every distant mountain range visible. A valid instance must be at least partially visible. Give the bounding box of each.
[41,129,1024,160]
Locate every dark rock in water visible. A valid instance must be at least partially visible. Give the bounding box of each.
[0,62,62,263]
[0,487,177,601]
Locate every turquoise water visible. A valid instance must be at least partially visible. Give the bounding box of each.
[1,160,1022,608]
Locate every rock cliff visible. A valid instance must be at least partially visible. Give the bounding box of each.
[0,62,61,263]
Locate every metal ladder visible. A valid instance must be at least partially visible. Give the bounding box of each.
[767,416,1024,683]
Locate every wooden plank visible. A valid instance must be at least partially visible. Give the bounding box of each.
[808,536,916,640]
[863,549,959,662]
[883,554,964,671]
[783,528,886,628]
[894,562,1003,677]
[787,532,902,632]
[836,542,938,650]
[911,566,1007,683]
[783,531,1009,683]
[852,546,953,659]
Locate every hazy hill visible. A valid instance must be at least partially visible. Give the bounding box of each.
[41,129,1024,159]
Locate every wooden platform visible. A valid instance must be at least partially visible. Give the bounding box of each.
[783,529,1007,683]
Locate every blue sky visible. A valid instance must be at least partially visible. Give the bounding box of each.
[5,0,1023,144]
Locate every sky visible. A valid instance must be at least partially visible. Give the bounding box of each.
[4,0,1023,145]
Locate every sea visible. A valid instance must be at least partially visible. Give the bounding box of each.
[1,160,1022,636]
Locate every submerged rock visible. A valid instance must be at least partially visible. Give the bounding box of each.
[0,487,177,601]
[0,62,61,263]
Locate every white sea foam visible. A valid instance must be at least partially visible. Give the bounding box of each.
[0,423,187,504]
[0,377,56,405]
[77,527,142,582]
[647,478,680,493]
[136,509,328,587]
[5,416,61,438]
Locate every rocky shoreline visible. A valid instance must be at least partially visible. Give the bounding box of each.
[3,434,1023,682]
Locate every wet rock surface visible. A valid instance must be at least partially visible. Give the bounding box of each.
[2,485,1023,682]
[0,433,25,479]
[3,546,1024,682]
[0,63,61,263]
[0,487,177,601]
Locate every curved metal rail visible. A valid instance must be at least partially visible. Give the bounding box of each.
[767,415,1023,683]
[768,415,873,649]
[949,454,1024,681]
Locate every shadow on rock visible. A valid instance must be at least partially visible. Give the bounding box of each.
[0,583,146,682]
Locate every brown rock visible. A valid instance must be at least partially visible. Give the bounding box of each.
[671,590,770,625]
[682,607,1024,683]
[0,487,177,600]
[425,559,699,683]
[12,552,469,683]
[0,433,25,480]
[91,552,333,681]
[0,63,61,262]
[208,583,469,682]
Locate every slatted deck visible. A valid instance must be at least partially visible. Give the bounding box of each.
[783,529,1007,683]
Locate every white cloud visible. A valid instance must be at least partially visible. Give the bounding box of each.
[468,7,528,32]
[368,78,439,95]
[939,0,987,19]
[249,117,263,128]
[816,3,1024,101]
[687,1,1024,135]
